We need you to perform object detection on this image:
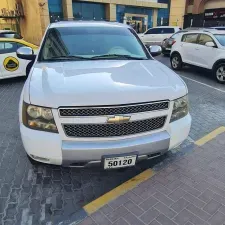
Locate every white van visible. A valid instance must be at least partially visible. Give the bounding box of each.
[139,26,181,46]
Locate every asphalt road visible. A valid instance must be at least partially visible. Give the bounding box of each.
[0,55,225,225]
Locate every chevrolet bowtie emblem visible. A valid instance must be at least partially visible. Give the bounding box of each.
[107,115,131,123]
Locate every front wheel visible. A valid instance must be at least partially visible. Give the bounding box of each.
[170,54,183,71]
[214,63,225,84]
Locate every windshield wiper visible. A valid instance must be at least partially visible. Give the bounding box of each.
[47,55,89,61]
[91,54,147,60]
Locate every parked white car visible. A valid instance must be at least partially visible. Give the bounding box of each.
[170,29,225,83]
[17,21,191,168]
[139,26,181,46]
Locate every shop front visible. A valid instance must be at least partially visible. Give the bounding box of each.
[204,8,225,27]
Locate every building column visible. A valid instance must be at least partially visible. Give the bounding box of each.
[106,3,116,21]
[38,0,50,35]
[62,0,73,20]
[153,9,158,27]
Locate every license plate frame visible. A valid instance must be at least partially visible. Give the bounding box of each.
[102,152,138,169]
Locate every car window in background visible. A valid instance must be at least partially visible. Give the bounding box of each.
[39,26,149,61]
[161,28,175,34]
[215,34,225,46]
[0,42,17,54]
[0,32,22,39]
[182,33,198,43]
[198,34,214,45]
[145,28,161,35]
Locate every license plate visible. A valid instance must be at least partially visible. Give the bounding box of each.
[166,48,171,50]
[104,155,137,169]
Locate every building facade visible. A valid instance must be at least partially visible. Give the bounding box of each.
[1,0,170,45]
[184,0,225,28]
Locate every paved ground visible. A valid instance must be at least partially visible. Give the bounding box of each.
[0,55,225,225]
[77,132,225,225]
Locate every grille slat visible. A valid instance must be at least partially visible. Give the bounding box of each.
[59,101,169,117]
[64,116,166,138]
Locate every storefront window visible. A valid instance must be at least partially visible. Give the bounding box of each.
[48,0,63,23]
[116,5,153,33]
[157,9,169,26]
[73,2,106,21]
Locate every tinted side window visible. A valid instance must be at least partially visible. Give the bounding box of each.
[145,28,161,35]
[182,34,198,44]
[0,42,18,54]
[161,28,175,34]
[198,34,214,45]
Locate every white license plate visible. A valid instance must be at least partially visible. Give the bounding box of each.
[104,155,137,169]
[166,48,171,50]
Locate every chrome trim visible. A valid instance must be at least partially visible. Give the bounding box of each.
[62,116,167,138]
[58,100,170,118]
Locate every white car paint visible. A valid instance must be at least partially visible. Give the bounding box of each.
[0,39,38,79]
[171,30,225,70]
[139,26,181,46]
[19,21,191,167]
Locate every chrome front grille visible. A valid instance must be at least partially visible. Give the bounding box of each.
[59,101,169,117]
[63,116,166,138]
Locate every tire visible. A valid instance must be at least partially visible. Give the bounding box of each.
[213,63,225,84]
[170,53,183,71]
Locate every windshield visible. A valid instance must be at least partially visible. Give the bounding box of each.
[39,26,149,61]
[215,34,225,46]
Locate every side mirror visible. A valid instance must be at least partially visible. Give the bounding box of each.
[149,45,162,57]
[205,41,216,47]
[17,47,36,60]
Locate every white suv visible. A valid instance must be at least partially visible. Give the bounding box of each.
[139,26,181,46]
[170,29,225,83]
[16,21,191,168]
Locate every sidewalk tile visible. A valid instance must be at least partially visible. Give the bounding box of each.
[208,211,225,225]
[171,198,189,213]
[112,218,129,225]
[139,196,158,211]
[107,206,128,222]
[109,195,129,209]
[183,193,205,208]
[124,200,144,216]
[203,199,222,215]
[124,191,143,205]
[153,182,171,196]
[154,202,177,218]
[173,209,205,225]
[91,211,112,225]
[167,179,183,191]
[140,207,160,224]
[156,214,177,225]
[180,183,201,197]
[153,192,174,206]
[186,203,211,221]
[123,212,145,225]
[100,204,113,215]
[198,189,214,203]
[149,220,161,225]
[78,217,97,225]
[168,188,187,201]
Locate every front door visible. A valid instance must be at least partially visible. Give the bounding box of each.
[180,33,199,66]
[195,34,218,69]
[0,41,29,78]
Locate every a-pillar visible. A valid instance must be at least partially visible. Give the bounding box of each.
[62,0,73,20]
[106,3,116,21]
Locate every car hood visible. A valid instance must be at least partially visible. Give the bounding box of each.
[29,60,187,108]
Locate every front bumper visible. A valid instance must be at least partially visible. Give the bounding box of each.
[20,114,191,167]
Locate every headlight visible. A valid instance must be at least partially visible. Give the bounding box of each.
[23,102,58,133]
[170,95,189,122]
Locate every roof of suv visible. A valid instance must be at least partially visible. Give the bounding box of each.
[50,21,130,28]
[181,29,225,35]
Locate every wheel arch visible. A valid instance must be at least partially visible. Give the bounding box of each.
[213,59,225,71]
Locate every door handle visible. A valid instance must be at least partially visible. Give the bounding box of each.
[195,48,199,50]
